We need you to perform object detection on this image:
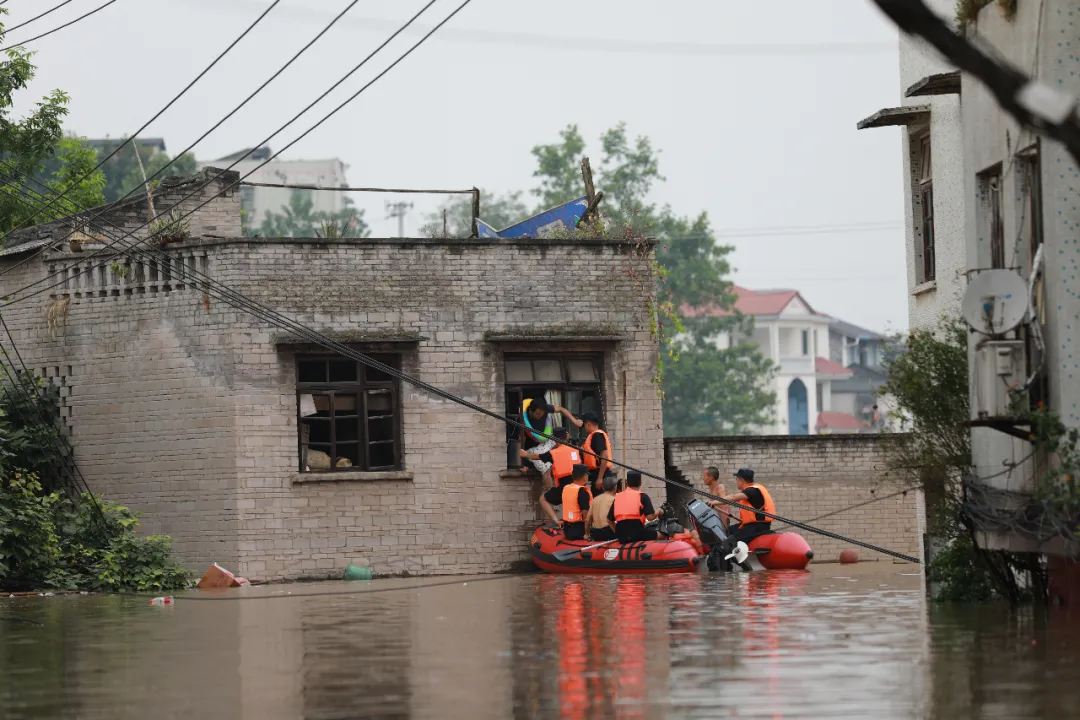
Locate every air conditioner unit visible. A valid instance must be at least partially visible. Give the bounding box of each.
[973,340,1026,419]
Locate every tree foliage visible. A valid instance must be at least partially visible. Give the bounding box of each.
[89,138,197,204]
[0,14,107,234]
[422,122,776,434]
[255,189,369,238]
[0,373,188,592]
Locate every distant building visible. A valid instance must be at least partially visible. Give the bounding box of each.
[689,287,895,436]
[197,147,351,226]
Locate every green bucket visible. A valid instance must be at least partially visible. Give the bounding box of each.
[344,564,373,581]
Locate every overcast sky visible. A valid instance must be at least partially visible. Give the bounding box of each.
[9,0,907,333]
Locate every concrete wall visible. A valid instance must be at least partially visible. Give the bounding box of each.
[898,0,967,331]
[665,435,922,564]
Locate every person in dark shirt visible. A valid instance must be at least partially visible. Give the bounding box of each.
[578,412,613,493]
[555,464,592,541]
[607,471,663,543]
[721,468,776,546]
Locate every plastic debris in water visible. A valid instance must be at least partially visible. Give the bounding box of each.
[149,597,173,606]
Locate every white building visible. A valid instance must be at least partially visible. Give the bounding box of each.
[857,0,967,331]
[692,287,895,436]
[198,147,351,225]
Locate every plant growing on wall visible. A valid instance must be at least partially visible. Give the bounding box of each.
[956,0,1016,31]
[881,317,1043,604]
[0,371,189,592]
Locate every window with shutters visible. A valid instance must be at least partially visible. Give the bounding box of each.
[296,355,401,472]
[913,133,936,283]
[503,354,603,445]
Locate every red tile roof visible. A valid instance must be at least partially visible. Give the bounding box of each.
[683,286,819,318]
[815,357,854,376]
[815,411,864,430]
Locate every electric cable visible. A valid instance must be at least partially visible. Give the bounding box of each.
[0,0,119,52]
[0,0,284,267]
[0,0,462,307]
[2,0,74,35]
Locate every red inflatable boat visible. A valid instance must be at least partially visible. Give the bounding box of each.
[529,526,704,574]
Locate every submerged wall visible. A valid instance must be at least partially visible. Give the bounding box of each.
[665,434,924,564]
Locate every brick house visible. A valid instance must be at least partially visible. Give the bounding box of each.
[0,169,664,581]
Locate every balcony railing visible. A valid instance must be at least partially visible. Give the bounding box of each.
[778,356,815,375]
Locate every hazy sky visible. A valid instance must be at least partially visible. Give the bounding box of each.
[9,0,908,333]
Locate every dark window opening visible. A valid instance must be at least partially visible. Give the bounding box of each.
[504,354,603,452]
[297,354,401,472]
[917,134,936,283]
[801,330,809,357]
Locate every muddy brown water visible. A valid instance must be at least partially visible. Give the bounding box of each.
[2,562,1080,719]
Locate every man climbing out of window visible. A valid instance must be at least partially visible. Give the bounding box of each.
[519,397,583,481]
[720,468,776,546]
[579,411,612,495]
[607,471,664,543]
[520,427,580,488]
[585,472,618,541]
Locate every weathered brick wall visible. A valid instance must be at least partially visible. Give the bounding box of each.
[665,435,921,564]
[1,190,663,581]
[0,170,245,570]
[211,236,663,580]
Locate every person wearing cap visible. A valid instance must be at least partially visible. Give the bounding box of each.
[578,412,613,494]
[607,471,664,543]
[721,468,776,545]
[585,471,618,541]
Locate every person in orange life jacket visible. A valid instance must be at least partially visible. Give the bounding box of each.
[538,456,590,529]
[519,399,583,480]
[607,471,664,543]
[701,466,733,528]
[555,464,592,541]
[520,427,580,487]
[578,412,613,494]
[585,472,618,541]
[721,468,776,546]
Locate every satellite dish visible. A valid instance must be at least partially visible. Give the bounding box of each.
[961,269,1029,335]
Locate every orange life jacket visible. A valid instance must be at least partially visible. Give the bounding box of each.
[582,429,610,470]
[549,444,581,483]
[562,483,592,523]
[613,487,646,524]
[739,483,776,526]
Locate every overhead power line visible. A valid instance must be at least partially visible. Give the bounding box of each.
[2,0,75,34]
[183,0,896,58]
[0,0,433,284]
[0,0,463,307]
[0,0,283,260]
[0,0,120,51]
[0,165,920,565]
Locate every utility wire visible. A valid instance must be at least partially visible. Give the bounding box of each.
[0,0,120,52]
[871,0,1080,165]
[2,0,74,34]
[0,0,284,264]
[0,0,457,307]
[0,163,921,565]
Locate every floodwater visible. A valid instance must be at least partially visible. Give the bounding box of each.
[2,564,1080,720]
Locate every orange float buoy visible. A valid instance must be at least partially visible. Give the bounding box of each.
[839,549,859,564]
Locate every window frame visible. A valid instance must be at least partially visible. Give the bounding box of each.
[503,352,604,446]
[801,330,810,357]
[295,354,402,473]
[915,133,936,283]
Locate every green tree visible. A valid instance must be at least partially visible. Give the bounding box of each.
[256,189,369,238]
[90,138,197,204]
[422,122,776,434]
[0,14,107,234]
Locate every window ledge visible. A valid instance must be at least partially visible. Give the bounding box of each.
[294,470,413,484]
[501,468,540,480]
[912,280,937,296]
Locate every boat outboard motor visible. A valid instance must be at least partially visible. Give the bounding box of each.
[685,498,759,572]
